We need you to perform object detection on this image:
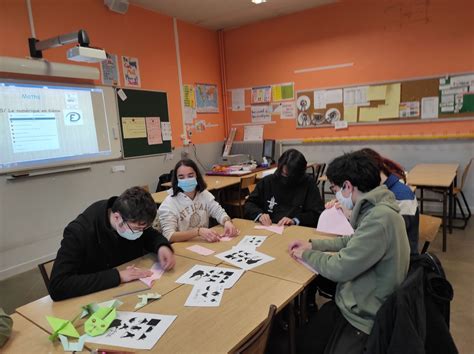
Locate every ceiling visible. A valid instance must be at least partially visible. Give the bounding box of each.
[129,0,337,30]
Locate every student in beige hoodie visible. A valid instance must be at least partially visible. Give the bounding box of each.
[158,159,238,242]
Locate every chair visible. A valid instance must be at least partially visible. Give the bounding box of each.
[419,214,441,253]
[452,158,472,229]
[38,259,55,290]
[156,170,173,192]
[234,304,277,354]
[314,163,326,185]
[223,174,256,218]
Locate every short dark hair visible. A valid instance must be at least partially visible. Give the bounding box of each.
[359,148,406,183]
[111,186,157,225]
[276,149,307,178]
[171,159,207,196]
[326,151,381,193]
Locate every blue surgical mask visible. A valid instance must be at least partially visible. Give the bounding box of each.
[178,177,198,193]
[336,184,354,210]
[117,228,143,240]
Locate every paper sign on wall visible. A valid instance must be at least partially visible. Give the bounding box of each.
[146,117,162,145]
[251,105,271,123]
[272,83,294,102]
[244,125,263,141]
[421,97,439,119]
[100,53,120,86]
[280,101,296,119]
[122,117,146,138]
[161,121,172,141]
[232,89,245,111]
[122,56,141,88]
[251,86,271,104]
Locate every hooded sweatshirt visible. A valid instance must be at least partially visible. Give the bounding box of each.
[158,190,230,240]
[302,185,410,334]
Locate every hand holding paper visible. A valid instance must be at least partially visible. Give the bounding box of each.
[140,262,164,288]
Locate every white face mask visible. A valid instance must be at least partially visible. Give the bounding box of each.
[115,217,143,240]
[336,183,354,210]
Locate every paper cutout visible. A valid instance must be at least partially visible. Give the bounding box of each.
[135,292,161,310]
[255,225,284,235]
[81,299,123,318]
[140,262,165,288]
[59,334,86,352]
[185,284,225,307]
[237,235,267,250]
[316,207,354,236]
[85,307,117,336]
[186,244,215,255]
[219,236,234,241]
[46,316,80,340]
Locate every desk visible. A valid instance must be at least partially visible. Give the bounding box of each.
[151,190,169,204]
[16,255,208,334]
[407,163,459,252]
[2,313,72,354]
[171,218,275,265]
[93,270,301,353]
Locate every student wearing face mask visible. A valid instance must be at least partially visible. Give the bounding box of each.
[49,186,175,301]
[158,159,238,242]
[244,149,324,227]
[289,151,410,354]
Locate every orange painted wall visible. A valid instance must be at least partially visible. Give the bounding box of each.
[223,0,474,141]
[0,0,225,147]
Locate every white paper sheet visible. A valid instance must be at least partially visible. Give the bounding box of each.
[314,90,326,109]
[325,89,343,104]
[184,284,225,307]
[421,97,439,119]
[280,101,296,119]
[236,235,267,250]
[160,122,172,141]
[251,105,271,123]
[215,247,274,271]
[232,89,245,111]
[244,125,263,141]
[85,311,176,350]
[175,264,244,289]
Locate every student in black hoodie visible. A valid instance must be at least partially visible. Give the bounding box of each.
[49,186,175,301]
[244,149,324,227]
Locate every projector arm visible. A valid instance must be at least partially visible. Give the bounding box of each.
[29,30,90,59]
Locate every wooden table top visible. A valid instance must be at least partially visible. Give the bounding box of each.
[151,190,169,204]
[16,255,210,334]
[90,270,302,353]
[171,218,274,265]
[407,163,459,188]
[249,225,336,286]
[3,313,77,354]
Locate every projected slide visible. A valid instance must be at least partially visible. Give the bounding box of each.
[0,81,113,173]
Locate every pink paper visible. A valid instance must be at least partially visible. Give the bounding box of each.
[316,207,354,236]
[186,244,215,256]
[255,225,285,235]
[219,236,234,241]
[139,262,164,288]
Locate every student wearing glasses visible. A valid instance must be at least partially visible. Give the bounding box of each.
[49,186,175,301]
[158,159,238,243]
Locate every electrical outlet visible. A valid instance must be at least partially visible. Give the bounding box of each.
[111,165,126,173]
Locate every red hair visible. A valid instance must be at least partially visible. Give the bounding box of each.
[360,148,406,183]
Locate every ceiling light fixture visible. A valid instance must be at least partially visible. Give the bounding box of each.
[252,0,267,4]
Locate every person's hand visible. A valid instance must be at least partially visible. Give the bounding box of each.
[288,240,312,260]
[198,228,221,242]
[325,199,351,220]
[259,213,272,226]
[158,246,175,271]
[278,217,295,226]
[118,265,153,283]
[223,220,239,237]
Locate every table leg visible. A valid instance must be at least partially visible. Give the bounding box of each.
[288,299,296,354]
[442,189,447,252]
[449,182,454,234]
[420,188,424,214]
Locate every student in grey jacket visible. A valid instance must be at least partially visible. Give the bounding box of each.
[289,151,410,354]
[158,159,238,242]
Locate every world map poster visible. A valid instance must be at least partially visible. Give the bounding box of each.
[195,83,219,113]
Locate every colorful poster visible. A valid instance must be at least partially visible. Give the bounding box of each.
[100,53,120,86]
[251,86,271,104]
[121,117,146,139]
[272,83,294,102]
[251,105,271,123]
[146,117,162,145]
[399,101,420,118]
[183,84,196,108]
[195,83,219,113]
[122,56,141,87]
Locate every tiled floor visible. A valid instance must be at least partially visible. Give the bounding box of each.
[0,221,472,353]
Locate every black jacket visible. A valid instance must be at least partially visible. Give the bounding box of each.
[365,253,457,354]
[244,174,324,227]
[49,197,172,301]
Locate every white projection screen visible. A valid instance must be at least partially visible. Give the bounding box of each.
[0,79,121,174]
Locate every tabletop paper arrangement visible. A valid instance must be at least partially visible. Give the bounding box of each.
[46,297,175,351]
[316,206,354,236]
[186,244,215,256]
[176,264,245,307]
[139,262,164,288]
[215,247,274,271]
[236,235,267,250]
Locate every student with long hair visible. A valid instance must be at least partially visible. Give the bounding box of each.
[158,159,238,242]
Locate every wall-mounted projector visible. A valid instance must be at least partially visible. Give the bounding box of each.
[67,46,107,63]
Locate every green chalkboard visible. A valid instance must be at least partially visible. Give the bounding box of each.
[117,88,172,158]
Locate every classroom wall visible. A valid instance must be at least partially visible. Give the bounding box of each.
[223,0,474,140]
[0,0,225,279]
